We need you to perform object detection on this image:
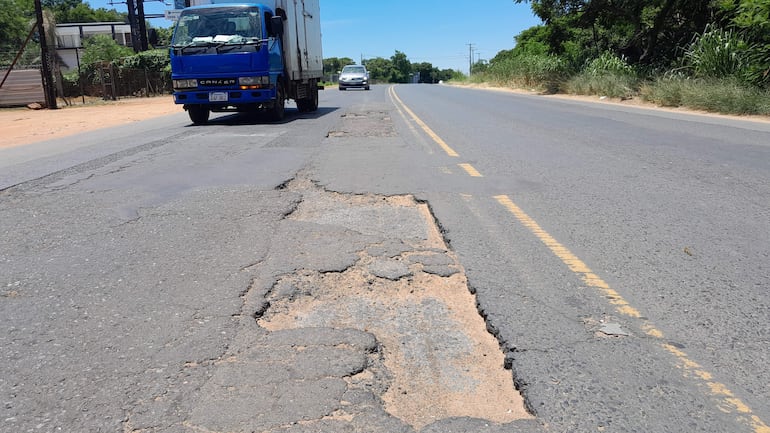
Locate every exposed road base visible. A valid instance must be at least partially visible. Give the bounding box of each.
[257,178,532,430]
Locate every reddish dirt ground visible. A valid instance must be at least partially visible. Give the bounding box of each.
[0,96,181,149]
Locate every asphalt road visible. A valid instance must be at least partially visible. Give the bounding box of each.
[1,84,769,433]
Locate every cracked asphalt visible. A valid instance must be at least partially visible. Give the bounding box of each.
[0,95,541,433]
[3,84,769,433]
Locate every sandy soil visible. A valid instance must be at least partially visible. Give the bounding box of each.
[0,96,181,149]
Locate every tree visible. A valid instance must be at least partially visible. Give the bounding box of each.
[323,56,354,75]
[413,62,437,83]
[0,0,35,49]
[151,26,174,48]
[513,0,725,66]
[363,56,392,82]
[389,50,412,83]
[471,59,489,74]
[80,34,133,67]
[728,0,770,84]
[42,0,125,23]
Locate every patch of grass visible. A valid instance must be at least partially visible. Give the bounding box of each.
[641,76,770,115]
[564,52,641,99]
[564,72,640,99]
[480,53,568,93]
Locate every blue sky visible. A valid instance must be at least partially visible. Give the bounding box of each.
[84,0,542,73]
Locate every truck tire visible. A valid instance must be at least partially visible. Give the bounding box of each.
[269,82,285,121]
[188,105,209,124]
[297,82,319,112]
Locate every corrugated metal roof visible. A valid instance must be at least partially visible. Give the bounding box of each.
[0,69,45,108]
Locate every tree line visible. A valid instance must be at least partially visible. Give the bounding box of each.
[2,0,127,51]
[463,0,769,115]
[324,51,463,84]
[504,0,769,87]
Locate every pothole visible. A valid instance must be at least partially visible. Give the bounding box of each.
[257,179,532,429]
[327,110,397,138]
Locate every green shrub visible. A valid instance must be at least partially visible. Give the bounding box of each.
[119,49,170,72]
[583,52,637,77]
[683,25,751,80]
[80,34,134,67]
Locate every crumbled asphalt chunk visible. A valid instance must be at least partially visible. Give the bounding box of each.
[367,240,413,258]
[422,264,460,277]
[367,257,412,280]
[406,252,454,267]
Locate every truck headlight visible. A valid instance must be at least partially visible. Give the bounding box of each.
[239,76,270,88]
[173,79,198,90]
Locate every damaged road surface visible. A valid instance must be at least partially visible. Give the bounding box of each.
[0,93,540,433]
[6,84,768,433]
[190,178,535,432]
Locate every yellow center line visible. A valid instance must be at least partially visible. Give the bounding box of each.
[493,194,769,433]
[389,86,460,157]
[458,163,483,177]
[387,84,767,432]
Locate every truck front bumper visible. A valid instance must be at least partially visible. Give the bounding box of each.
[173,88,275,108]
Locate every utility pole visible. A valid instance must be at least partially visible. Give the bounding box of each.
[126,0,149,52]
[467,43,472,74]
[34,0,57,109]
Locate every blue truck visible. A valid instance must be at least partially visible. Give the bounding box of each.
[169,0,322,124]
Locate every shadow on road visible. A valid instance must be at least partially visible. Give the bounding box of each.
[184,106,340,127]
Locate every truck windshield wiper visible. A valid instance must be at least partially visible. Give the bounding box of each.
[215,39,265,53]
[173,40,225,54]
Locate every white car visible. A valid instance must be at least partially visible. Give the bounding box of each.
[338,65,370,90]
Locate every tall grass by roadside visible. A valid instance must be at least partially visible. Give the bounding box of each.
[564,53,640,99]
[641,76,770,115]
[460,48,769,116]
[472,53,568,93]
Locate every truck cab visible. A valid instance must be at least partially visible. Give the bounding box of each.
[170,0,322,124]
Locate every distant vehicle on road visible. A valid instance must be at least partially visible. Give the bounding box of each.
[338,65,370,91]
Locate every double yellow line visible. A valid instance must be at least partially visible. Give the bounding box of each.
[388,85,769,433]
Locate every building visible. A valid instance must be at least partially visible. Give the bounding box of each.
[55,22,133,71]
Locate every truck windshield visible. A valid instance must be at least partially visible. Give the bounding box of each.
[171,6,262,47]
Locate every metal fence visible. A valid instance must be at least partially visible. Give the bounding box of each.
[85,63,171,100]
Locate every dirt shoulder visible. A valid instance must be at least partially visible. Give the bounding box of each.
[0,96,181,149]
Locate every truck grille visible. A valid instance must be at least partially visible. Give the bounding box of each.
[198,78,237,87]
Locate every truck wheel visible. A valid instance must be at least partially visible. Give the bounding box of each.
[188,105,209,124]
[270,82,285,121]
[297,82,319,112]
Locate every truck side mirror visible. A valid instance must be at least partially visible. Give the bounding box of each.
[270,16,284,37]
